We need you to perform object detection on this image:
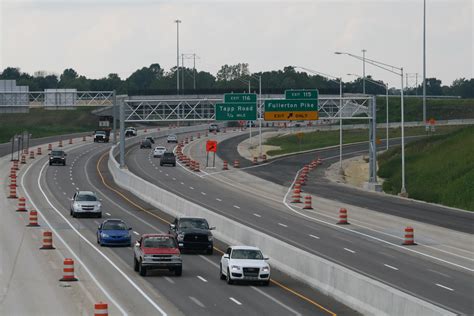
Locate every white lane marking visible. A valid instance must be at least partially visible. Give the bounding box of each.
[180,182,185,185]
[384,264,399,271]
[428,269,451,278]
[253,213,261,218]
[133,231,140,236]
[165,173,169,177]
[172,178,176,181]
[70,177,73,181]
[189,296,205,308]
[344,248,356,254]
[282,167,474,273]
[278,223,288,228]
[159,170,162,173]
[189,186,194,190]
[233,205,240,209]
[21,164,128,315]
[251,286,302,316]
[216,198,222,202]
[164,276,175,284]
[71,182,75,186]
[197,275,208,283]
[94,220,101,226]
[229,297,242,306]
[76,187,80,191]
[201,192,207,196]
[199,255,219,268]
[105,212,111,216]
[436,283,454,291]
[309,234,320,239]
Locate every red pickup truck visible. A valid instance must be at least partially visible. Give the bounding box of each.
[133,234,182,276]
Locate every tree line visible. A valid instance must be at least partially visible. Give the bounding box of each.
[1,64,472,98]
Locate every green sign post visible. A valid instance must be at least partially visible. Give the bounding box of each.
[285,89,319,100]
[215,103,257,121]
[224,93,257,103]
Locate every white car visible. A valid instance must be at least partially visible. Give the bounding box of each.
[153,146,166,158]
[220,246,270,285]
[167,134,178,143]
[70,191,102,218]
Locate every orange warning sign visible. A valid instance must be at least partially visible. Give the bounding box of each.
[206,140,217,153]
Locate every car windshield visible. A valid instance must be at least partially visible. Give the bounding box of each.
[96,131,106,135]
[155,147,165,151]
[168,135,176,138]
[163,153,174,157]
[143,236,177,248]
[76,194,97,202]
[142,140,150,144]
[102,221,127,230]
[179,218,209,230]
[231,249,264,260]
[51,151,64,156]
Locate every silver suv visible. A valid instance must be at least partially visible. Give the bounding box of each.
[70,191,102,218]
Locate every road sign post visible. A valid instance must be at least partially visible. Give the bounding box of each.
[206,140,217,168]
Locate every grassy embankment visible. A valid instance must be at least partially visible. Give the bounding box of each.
[265,125,463,156]
[378,126,474,211]
[0,107,99,143]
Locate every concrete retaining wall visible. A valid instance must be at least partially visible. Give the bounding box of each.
[108,133,455,316]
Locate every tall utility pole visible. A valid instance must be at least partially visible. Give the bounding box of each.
[362,49,367,94]
[423,0,427,129]
[175,19,181,95]
[181,54,185,91]
[193,53,197,90]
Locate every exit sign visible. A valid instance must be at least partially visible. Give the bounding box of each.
[224,93,257,103]
[285,89,318,100]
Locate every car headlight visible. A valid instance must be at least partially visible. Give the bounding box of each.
[73,202,80,208]
[96,203,102,209]
[261,266,270,272]
[177,233,184,241]
[101,233,109,238]
[208,235,213,242]
[231,265,241,271]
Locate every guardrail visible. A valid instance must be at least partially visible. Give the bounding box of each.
[107,130,455,316]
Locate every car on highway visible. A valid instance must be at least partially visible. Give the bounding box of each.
[93,129,110,143]
[209,123,220,132]
[168,217,215,254]
[70,191,102,218]
[133,234,182,276]
[145,136,155,144]
[160,152,176,167]
[167,134,178,143]
[48,150,67,166]
[125,127,137,137]
[97,219,132,246]
[139,139,152,149]
[220,246,270,285]
[153,146,166,158]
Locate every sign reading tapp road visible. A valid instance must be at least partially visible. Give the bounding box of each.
[264,89,319,121]
[215,93,257,121]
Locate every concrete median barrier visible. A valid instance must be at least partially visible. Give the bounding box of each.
[108,142,455,316]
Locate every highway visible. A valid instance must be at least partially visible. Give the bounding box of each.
[18,132,355,315]
[123,130,474,315]
[218,133,474,234]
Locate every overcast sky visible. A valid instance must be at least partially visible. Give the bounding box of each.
[0,0,472,87]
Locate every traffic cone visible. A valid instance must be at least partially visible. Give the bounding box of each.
[69,138,73,145]
[83,136,87,141]
[40,231,55,249]
[303,195,313,209]
[37,147,42,155]
[197,133,200,139]
[48,143,52,151]
[190,136,194,141]
[21,155,26,164]
[262,154,267,163]
[233,160,240,168]
[17,197,27,212]
[8,185,17,199]
[13,160,19,170]
[337,208,349,225]
[222,161,229,170]
[58,140,63,147]
[194,162,200,172]
[253,157,258,165]
[94,302,108,316]
[10,175,17,188]
[26,210,40,227]
[59,258,78,282]
[402,227,417,245]
[291,188,301,203]
[29,151,35,159]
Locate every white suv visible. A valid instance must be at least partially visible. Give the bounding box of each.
[70,191,102,218]
[220,246,270,285]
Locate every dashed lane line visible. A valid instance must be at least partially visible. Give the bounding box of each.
[133,231,140,236]
[216,198,222,202]
[197,276,208,283]
[309,234,320,239]
[253,213,261,218]
[233,205,240,209]
[436,284,454,291]
[384,264,399,271]
[229,297,242,306]
[344,248,356,254]
[278,223,288,228]
[189,296,205,308]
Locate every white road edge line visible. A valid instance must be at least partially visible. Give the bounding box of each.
[384,264,399,271]
[28,161,168,316]
[436,283,454,291]
[229,297,242,305]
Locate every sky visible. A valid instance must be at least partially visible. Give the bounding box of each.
[0,0,472,88]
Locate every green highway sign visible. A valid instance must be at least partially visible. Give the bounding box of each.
[224,93,257,103]
[215,103,257,121]
[264,99,318,112]
[285,89,319,100]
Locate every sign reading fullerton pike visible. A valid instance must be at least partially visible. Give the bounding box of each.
[215,103,257,121]
[264,99,318,121]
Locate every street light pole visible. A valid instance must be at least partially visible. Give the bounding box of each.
[423,0,427,130]
[175,19,181,95]
[362,49,367,94]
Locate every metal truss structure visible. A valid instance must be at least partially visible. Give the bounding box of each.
[0,91,115,107]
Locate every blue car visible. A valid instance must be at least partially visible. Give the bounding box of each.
[97,219,132,246]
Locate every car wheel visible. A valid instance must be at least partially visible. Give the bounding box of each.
[160,163,163,166]
[134,257,139,272]
[226,268,233,284]
[139,261,147,276]
[173,163,176,167]
[174,267,182,276]
[220,264,226,280]
[206,248,213,255]
[49,162,52,166]
[262,280,270,286]
[97,212,102,218]
[72,210,76,218]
